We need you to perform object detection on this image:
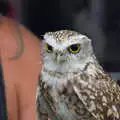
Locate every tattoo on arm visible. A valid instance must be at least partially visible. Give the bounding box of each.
[9,21,24,60]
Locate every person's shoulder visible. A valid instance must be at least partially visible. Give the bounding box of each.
[0,16,41,60]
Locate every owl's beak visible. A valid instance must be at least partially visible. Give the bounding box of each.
[54,51,66,64]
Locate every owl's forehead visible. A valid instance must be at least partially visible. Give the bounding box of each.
[44,30,90,49]
[44,30,83,42]
[47,30,78,42]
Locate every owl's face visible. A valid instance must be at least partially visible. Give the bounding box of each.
[43,30,95,73]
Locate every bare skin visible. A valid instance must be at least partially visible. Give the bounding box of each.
[0,16,42,120]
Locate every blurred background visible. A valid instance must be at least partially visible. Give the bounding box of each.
[1,0,120,81]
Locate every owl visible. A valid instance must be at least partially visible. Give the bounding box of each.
[36,30,120,120]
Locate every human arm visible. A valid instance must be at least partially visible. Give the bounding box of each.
[0,16,42,120]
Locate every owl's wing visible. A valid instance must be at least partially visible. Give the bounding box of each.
[36,75,48,120]
[36,74,62,120]
[72,71,120,120]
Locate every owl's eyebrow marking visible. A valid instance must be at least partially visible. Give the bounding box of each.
[67,43,80,47]
[47,43,53,47]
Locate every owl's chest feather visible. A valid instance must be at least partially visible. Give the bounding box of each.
[41,71,97,119]
[40,67,120,120]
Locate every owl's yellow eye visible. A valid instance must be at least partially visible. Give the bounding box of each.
[68,44,81,54]
[45,43,53,53]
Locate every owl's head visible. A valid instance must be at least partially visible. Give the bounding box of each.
[43,30,96,73]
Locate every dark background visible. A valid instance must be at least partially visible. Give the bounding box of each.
[22,0,120,72]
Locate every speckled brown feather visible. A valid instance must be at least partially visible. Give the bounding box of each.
[72,67,120,120]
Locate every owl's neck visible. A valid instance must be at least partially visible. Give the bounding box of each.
[41,58,102,89]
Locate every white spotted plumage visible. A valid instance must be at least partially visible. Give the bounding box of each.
[36,30,120,120]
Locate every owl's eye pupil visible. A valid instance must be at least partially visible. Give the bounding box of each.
[48,44,52,51]
[45,43,53,53]
[68,44,81,54]
[70,44,79,51]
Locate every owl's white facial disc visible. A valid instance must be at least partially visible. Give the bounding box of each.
[43,30,96,73]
